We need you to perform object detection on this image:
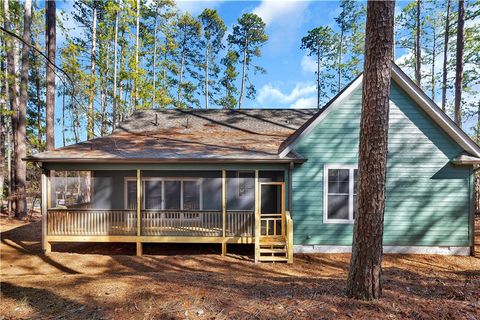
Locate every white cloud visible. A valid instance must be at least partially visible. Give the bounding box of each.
[251,0,310,52]
[176,0,224,15]
[301,54,317,74]
[252,0,308,26]
[257,82,317,109]
[258,82,316,104]
[291,97,317,109]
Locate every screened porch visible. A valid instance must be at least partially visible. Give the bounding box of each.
[41,168,292,261]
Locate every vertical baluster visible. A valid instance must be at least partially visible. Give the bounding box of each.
[159,211,161,236]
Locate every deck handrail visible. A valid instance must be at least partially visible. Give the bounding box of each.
[47,209,137,236]
[47,208,255,238]
[285,210,294,263]
[140,209,254,237]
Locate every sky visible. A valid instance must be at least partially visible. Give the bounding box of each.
[51,0,474,146]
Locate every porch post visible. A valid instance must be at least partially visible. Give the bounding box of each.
[41,168,51,253]
[136,169,142,256]
[221,170,227,256]
[254,170,259,263]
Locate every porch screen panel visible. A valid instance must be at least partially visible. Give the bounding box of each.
[145,180,162,209]
[165,181,181,210]
[126,180,137,210]
[183,181,200,210]
[226,171,255,211]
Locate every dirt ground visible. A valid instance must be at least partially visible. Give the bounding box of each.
[1,215,479,320]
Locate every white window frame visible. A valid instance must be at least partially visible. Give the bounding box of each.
[323,164,357,224]
[124,177,203,211]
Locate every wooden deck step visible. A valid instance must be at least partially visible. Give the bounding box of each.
[258,240,288,262]
[257,256,289,262]
[259,248,287,254]
[259,242,287,246]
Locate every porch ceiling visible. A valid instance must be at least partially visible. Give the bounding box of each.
[27,109,316,163]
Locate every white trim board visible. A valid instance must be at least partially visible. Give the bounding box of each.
[279,63,480,159]
[293,245,471,256]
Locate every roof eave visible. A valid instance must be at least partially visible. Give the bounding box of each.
[450,154,480,165]
[24,157,306,164]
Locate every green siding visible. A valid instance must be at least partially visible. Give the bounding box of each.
[292,81,472,247]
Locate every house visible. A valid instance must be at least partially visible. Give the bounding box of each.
[28,64,480,262]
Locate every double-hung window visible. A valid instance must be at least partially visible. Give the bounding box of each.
[324,165,357,224]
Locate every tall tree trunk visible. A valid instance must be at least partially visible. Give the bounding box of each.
[112,9,119,131]
[45,0,56,150]
[69,88,79,143]
[475,103,480,217]
[35,61,43,147]
[316,47,321,110]
[3,48,11,214]
[346,0,395,301]
[134,0,140,108]
[177,28,186,108]
[5,0,19,214]
[119,29,125,123]
[153,13,158,107]
[338,25,344,92]
[454,0,464,126]
[7,123,13,215]
[415,0,422,87]
[431,23,436,100]
[62,89,66,146]
[15,0,32,218]
[238,44,247,109]
[205,45,209,109]
[441,0,451,111]
[100,46,110,136]
[0,44,5,212]
[87,6,97,140]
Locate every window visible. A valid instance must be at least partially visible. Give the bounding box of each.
[324,165,357,223]
[124,178,202,211]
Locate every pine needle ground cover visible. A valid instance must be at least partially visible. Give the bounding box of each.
[1,215,479,320]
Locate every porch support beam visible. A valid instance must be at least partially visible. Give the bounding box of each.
[221,170,226,256]
[41,169,51,253]
[136,169,142,256]
[254,170,259,263]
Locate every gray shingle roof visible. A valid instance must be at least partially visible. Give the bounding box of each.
[28,109,319,163]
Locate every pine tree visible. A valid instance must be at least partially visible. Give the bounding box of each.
[334,0,364,91]
[45,0,56,149]
[227,13,268,109]
[441,0,452,111]
[219,49,239,109]
[454,0,465,126]
[14,0,32,217]
[175,12,201,109]
[198,9,226,109]
[300,26,336,109]
[346,0,395,301]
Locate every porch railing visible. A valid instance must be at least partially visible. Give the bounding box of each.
[47,209,255,237]
[47,209,137,236]
[141,210,223,237]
